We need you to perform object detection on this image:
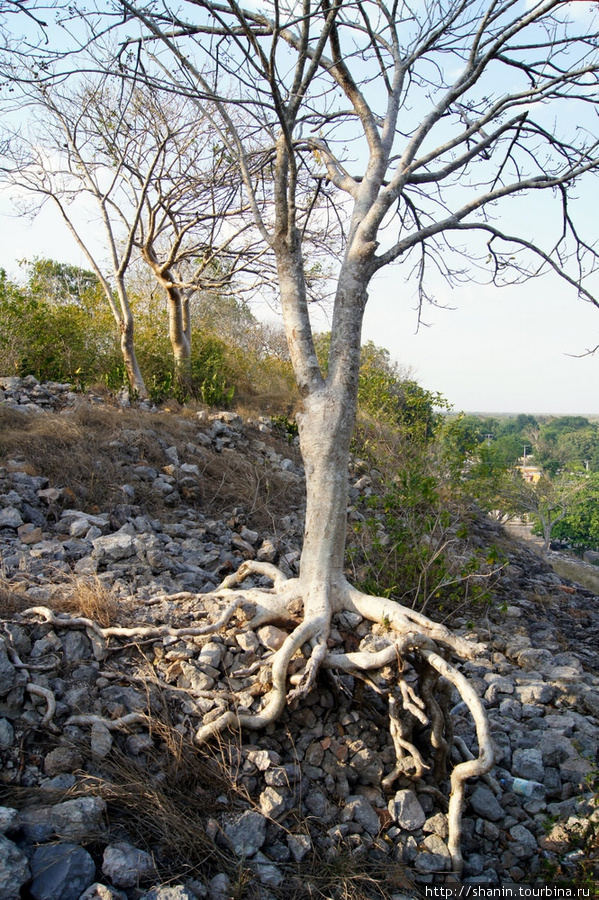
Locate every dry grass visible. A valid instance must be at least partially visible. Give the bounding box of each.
[0,580,32,617]
[194,441,304,530]
[50,575,124,628]
[0,401,303,530]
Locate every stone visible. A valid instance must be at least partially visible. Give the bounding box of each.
[539,732,576,767]
[198,642,222,668]
[0,834,30,899]
[512,747,545,783]
[30,843,95,900]
[389,790,426,831]
[208,873,231,900]
[0,507,24,529]
[342,796,381,835]
[349,747,384,785]
[287,833,312,861]
[469,785,504,822]
[143,888,197,900]
[0,638,16,695]
[92,533,136,562]
[44,745,83,777]
[0,717,15,748]
[415,834,451,873]
[423,813,449,838]
[515,682,556,704]
[259,786,287,818]
[79,885,127,900]
[256,625,288,650]
[91,721,113,758]
[248,851,284,887]
[222,810,267,857]
[51,796,107,840]
[508,824,538,859]
[0,806,19,834]
[102,842,157,888]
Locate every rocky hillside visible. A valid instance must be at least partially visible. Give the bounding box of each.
[0,375,598,900]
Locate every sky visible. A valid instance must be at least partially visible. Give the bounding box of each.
[1,192,598,417]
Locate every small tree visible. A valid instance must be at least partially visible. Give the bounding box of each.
[508,471,586,554]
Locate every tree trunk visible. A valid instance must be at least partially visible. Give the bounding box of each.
[120,318,148,399]
[296,385,356,613]
[166,284,192,391]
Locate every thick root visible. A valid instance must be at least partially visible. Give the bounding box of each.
[17,566,495,878]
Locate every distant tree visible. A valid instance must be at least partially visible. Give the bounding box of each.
[550,474,599,552]
[505,471,585,554]
[1,74,274,394]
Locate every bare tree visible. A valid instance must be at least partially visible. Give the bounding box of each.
[5,0,599,872]
[103,0,599,871]
[1,71,277,392]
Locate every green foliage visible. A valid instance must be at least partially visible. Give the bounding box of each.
[550,474,599,551]
[271,414,299,442]
[315,333,448,442]
[0,263,120,387]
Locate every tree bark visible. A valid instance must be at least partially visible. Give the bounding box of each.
[119,317,148,399]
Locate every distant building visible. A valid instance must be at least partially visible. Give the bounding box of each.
[516,462,542,483]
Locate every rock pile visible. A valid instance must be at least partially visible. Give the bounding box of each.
[0,377,598,899]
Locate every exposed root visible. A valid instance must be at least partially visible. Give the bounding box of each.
[26,684,58,730]
[17,562,495,877]
[66,712,147,731]
[383,694,430,787]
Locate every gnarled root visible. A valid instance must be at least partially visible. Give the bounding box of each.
[18,562,494,877]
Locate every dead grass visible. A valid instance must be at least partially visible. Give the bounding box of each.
[50,575,124,628]
[0,580,32,617]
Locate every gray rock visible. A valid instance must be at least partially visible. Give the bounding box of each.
[469,785,504,822]
[198,642,222,668]
[30,843,95,900]
[102,842,157,888]
[512,747,544,783]
[259,786,286,819]
[142,887,197,900]
[389,790,426,831]
[222,810,266,857]
[44,745,83,777]
[515,682,556,704]
[0,834,30,899]
[79,885,127,900]
[51,796,107,840]
[415,834,451,873]
[508,824,538,859]
[0,717,14,748]
[539,732,577,767]
[0,507,24,528]
[0,806,18,834]
[92,533,136,562]
[287,833,312,862]
[342,796,381,835]
[249,851,284,887]
[349,747,384,785]
[208,873,231,900]
[0,638,16,696]
[91,721,113,758]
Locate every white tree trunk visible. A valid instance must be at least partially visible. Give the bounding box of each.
[119,317,148,399]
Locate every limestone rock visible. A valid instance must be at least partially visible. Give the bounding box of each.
[102,842,157,888]
[30,843,95,900]
[222,810,267,857]
[0,834,31,900]
[389,790,426,831]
